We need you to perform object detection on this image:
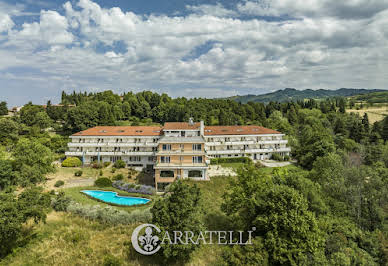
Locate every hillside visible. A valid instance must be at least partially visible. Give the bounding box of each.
[351,91,388,104]
[227,88,385,103]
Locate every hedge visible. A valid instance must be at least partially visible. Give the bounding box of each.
[74,170,83,177]
[113,160,126,169]
[210,157,252,165]
[66,202,152,225]
[54,180,65,187]
[113,180,156,195]
[95,177,112,187]
[62,157,82,167]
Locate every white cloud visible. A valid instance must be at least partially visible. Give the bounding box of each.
[1,0,388,106]
[186,3,237,17]
[237,0,388,19]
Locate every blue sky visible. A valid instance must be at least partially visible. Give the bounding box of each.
[1,0,388,106]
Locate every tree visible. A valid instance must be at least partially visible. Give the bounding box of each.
[362,113,370,133]
[0,159,13,190]
[35,111,52,129]
[0,118,19,145]
[222,165,324,265]
[19,103,45,126]
[151,181,203,262]
[0,187,50,258]
[12,138,54,186]
[0,101,8,115]
[382,117,388,143]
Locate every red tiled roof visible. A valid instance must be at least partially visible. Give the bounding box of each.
[163,122,201,130]
[204,126,281,135]
[72,126,163,136]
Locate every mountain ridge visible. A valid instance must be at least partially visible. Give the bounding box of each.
[226,88,385,103]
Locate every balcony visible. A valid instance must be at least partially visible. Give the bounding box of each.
[205,139,287,146]
[65,151,154,156]
[156,149,205,155]
[206,147,291,155]
[154,162,208,169]
[68,142,158,147]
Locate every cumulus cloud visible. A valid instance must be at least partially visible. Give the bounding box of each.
[237,0,388,19]
[0,0,388,106]
[186,3,237,17]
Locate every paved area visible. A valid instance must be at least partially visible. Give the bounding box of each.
[208,165,237,177]
[62,178,95,188]
[260,160,293,168]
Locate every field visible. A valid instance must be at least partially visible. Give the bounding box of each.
[45,165,137,191]
[346,105,388,124]
[1,175,237,265]
[2,164,289,265]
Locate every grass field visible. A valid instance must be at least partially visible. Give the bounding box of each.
[346,105,388,124]
[2,165,290,265]
[45,165,136,190]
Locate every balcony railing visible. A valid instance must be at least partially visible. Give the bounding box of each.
[68,142,158,147]
[154,162,207,168]
[65,151,154,156]
[156,149,205,155]
[205,140,287,146]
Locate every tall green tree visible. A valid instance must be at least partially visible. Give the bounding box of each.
[0,101,8,115]
[151,181,203,262]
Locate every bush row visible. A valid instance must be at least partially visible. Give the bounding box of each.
[210,157,252,165]
[113,180,156,195]
[66,202,152,225]
[271,153,290,161]
[51,192,152,225]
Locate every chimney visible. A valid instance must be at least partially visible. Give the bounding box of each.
[200,120,204,136]
[189,117,194,125]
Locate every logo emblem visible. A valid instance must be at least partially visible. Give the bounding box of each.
[131,224,161,255]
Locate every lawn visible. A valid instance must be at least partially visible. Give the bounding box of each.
[45,165,137,190]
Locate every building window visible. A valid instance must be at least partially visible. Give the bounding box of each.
[192,156,202,163]
[227,145,232,150]
[148,156,154,162]
[160,170,174,177]
[188,170,202,178]
[162,144,171,151]
[161,156,170,163]
[192,144,202,151]
[130,156,141,162]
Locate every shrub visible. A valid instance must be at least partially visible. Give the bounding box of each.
[113,180,156,195]
[113,160,126,169]
[91,162,103,169]
[111,167,117,173]
[113,174,124,181]
[271,153,283,161]
[94,177,112,187]
[66,202,152,225]
[210,157,252,165]
[103,162,111,168]
[99,170,103,176]
[54,180,65,187]
[103,255,122,266]
[51,191,71,211]
[74,170,83,177]
[62,157,82,167]
[284,155,290,161]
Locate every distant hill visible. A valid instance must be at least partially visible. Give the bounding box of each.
[227,88,385,103]
[351,91,388,104]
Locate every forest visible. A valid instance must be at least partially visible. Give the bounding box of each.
[0,90,388,265]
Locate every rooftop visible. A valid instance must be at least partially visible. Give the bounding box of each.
[204,125,280,135]
[72,126,163,136]
[71,124,281,136]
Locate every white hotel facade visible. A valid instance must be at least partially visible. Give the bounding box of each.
[65,120,291,189]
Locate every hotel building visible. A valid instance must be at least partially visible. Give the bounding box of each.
[65,119,290,190]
